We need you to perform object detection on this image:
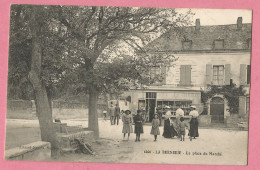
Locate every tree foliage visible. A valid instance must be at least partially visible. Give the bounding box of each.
[8,4,194,139]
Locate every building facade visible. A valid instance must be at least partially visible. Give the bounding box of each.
[126,17,251,125]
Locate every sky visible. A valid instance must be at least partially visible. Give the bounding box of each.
[176,8,252,26]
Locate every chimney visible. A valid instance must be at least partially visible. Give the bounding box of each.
[237,17,242,30]
[195,19,200,30]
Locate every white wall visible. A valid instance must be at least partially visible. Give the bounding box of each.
[166,52,251,86]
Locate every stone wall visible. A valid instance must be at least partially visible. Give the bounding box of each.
[5,141,51,161]
[198,115,211,126]
[226,114,248,129]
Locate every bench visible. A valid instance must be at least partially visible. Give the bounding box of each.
[5,141,51,161]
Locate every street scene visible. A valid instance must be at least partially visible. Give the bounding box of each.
[6,5,251,165]
[6,118,248,165]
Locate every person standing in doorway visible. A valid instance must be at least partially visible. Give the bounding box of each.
[189,105,199,141]
[114,103,121,125]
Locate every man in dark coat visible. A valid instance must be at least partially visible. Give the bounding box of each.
[108,105,115,125]
[114,104,121,125]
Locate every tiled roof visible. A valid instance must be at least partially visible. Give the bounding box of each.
[144,23,252,52]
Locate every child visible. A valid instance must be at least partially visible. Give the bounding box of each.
[179,117,189,141]
[122,110,133,141]
[134,110,144,142]
[150,114,160,141]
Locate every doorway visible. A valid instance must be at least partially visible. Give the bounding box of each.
[146,99,156,122]
[210,97,225,123]
[145,92,157,122]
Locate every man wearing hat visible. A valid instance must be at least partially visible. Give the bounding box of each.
[188,105,199,141]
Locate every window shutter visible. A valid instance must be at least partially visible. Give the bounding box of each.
[185,65,191,85]
[239,96,246,117]
[206,64,212,85]
[180,65,186,85]
[224,64,231,85]
[247,65,251,84]
[161,65,167,85]
[240,64,247,85]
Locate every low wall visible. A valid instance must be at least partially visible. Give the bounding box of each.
[226,114,248,130]
[5,141,51,161]
[57,130,94,150]
[198,115,211,126]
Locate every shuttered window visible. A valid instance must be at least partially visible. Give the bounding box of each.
[149,65,166,85]
[213,65,224,85]
[179,65,191,86]
[206,64,230,85]
[150,66,161,79]
[224,64,231,85]
[247,65,251,84]
[240,64,247,85]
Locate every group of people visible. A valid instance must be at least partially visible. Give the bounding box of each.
[104,104,199,142]
[103,104,121,125]
[162,105,199,141]
[121,109,160,142]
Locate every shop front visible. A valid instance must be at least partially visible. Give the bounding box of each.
[128,88,202,122]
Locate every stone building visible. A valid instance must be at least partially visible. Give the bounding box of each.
[126,17,251,125]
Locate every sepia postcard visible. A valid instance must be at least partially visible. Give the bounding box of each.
[5,4,251,165]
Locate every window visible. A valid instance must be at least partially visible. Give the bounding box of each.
[156,100,192,115]
[146,92,156,99]
[182,40,192,50]
[213,65,224,85]
[149,66,164,85]
[214,39,224,50]
[247,65,251,84]
[179,65,191,86]
[150,66,161,80]
[138,100,145,110]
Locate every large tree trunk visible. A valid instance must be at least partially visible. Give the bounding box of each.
[28,6,59,157]
[29,72,59,157]
[88,85,99,139]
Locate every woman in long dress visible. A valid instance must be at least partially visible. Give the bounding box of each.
[122,110,133,141]
[188,106,199,141]
[162,106,178,138]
